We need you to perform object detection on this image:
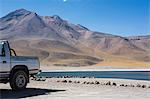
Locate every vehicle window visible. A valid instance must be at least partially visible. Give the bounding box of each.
[0,43,3,56]
[0,42,5,56]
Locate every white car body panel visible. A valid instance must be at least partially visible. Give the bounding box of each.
[11,56,40,74]
[0,40,40,80]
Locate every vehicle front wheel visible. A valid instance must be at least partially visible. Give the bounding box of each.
[10,70,28,90]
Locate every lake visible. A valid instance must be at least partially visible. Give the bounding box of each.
[38,71,150,81]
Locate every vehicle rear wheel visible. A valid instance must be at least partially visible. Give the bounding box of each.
[10,70,28,90]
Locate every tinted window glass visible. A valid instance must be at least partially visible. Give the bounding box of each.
[0,42,4,56]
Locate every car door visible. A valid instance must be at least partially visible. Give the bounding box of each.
[0,42,10,78]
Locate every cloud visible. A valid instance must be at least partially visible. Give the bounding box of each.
[63,0,67,2]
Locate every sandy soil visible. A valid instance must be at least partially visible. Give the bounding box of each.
[41,65,150,72]
[0,78,150,99]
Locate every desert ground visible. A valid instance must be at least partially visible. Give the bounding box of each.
[0,77,150,99]
[41,65,150,71]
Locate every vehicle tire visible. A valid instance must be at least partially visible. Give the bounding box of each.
[10,70,28,90]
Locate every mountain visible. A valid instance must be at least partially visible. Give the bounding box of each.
[0,9,150,67]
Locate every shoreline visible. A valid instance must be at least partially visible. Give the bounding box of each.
[41,69,150,72]
[38,69,150,81]
[41,65,150,71]
[32,77,150,87]
[1,77,150,99]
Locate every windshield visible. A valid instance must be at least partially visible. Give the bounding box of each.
[0,42,4,56]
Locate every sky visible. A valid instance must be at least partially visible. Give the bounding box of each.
[0,0,149,36]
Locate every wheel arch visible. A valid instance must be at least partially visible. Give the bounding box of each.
[10,65,29,82]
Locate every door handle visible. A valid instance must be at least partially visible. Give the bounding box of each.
[2,61,7,63]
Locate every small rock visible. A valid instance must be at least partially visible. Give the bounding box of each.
[95,81,100,84]
[36,78,41,81]
[120,84,124,86]
[86,82,90,84]
[62,80,67,83]
[136,84,141,87]
[90,82,94,84]
[106,81,111,85]
[83,81,86,84]
[57,80,60,82]
[41,79,46,81]
[130,85,135,87]
[68,80,72,83]
[112,82,117,86]
[141,85,146,88]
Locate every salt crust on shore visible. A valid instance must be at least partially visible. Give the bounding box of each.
[0,78,150,99]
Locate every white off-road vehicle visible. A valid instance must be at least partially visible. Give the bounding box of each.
[0,40,40,90]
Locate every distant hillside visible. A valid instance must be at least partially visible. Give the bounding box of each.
[0,9,150,67]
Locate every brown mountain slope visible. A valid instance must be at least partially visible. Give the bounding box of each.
[0,9,149,67]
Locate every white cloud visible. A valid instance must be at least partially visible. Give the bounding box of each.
[63,0,67,2]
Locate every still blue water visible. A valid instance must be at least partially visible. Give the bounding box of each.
[38,71,150,81]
